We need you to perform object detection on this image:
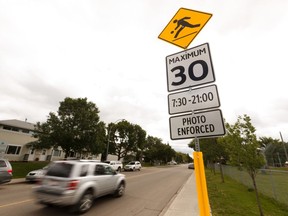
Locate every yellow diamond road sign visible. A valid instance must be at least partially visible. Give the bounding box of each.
[158,8,212,49]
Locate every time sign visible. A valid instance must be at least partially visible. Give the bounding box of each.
[168,84,220,115]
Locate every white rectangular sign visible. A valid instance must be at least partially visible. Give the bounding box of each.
[169,109,225,140]
[166,43,215,92]
[168,84,220,115]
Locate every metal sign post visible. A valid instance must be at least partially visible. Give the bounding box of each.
[194,136,200,152]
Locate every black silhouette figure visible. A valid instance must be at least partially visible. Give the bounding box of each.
[171,17,200,38]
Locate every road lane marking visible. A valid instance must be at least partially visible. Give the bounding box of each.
[0,199,33,208]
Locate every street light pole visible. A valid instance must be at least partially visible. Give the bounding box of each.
[279,132,288,161]
[106,119,124,161]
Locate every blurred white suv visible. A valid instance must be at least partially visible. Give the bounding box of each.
[124,161,141,171]
[104,161,123,172]
[33,160,126,214]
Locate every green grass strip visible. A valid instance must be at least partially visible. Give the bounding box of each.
[206,170,288,216]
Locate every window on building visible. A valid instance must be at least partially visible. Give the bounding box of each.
[6,145,21,155]
[53,150,62,157]
[42,149,46,155]
[21,129,30,133]
[30,148,35,154]
[3,126,19,132]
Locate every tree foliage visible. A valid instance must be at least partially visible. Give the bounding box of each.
[188,137,228,166]
[175,152,192,163]
[220,115,265,171]
[107,120,147,161]
[219,114,265,216]
[258,136,288,166]
[143,136,176,164]
[32,97,106,157]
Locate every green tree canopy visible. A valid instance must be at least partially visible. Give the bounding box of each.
[218,114,265,216]
[188,137,228,166]
[107,120,146,161]
[144,136,176,164]
[220,114,265,171]
[258,136,288,166]
[32,97,106,157]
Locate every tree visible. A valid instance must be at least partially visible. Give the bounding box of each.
[175,152,192,163]
[131,124,147,161]
[143,136,176,164]
[188,137,228,182]
[32,97,106,157]
[107,120,146,161]
[258,136,287,167]
[143,136,163,164]
[221,114,265,216]
[189,137,228,166]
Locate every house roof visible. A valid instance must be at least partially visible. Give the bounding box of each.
[0,119,35,130]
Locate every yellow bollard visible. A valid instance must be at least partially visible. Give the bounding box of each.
[193,151,211,216]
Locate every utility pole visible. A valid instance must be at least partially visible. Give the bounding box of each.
[279,132,288,161]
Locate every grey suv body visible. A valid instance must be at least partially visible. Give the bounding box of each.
[33,160,126,214]
[0,159,13,184]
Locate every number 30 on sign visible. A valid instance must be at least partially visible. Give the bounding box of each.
[166,43,215,92]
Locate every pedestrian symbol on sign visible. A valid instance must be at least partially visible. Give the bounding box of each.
[158,8,212,49]
[171,17,200,40]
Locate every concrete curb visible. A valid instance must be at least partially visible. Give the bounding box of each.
[7,178,26,185]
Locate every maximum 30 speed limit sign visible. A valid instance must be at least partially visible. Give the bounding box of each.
[166,43,215,92]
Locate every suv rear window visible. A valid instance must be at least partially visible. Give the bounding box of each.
[46,163,73,177]
[0,160,7,167]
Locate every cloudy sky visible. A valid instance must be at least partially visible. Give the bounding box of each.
[1,0,288,155]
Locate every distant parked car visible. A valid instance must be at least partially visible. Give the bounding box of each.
[26,166,49,182]
[167,161,177,165]
[33,160,126,214]
[188,163,194,169]
[0,158,13,184]
[104,161,123,172]
[124,161,141,171]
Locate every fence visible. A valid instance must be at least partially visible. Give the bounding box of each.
[214,164,288,206]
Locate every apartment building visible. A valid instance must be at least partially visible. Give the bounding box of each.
[0,119,65,161]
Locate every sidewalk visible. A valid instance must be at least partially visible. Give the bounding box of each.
[160,172,200,216]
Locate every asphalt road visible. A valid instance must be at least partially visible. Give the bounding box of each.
[0,165,193,216]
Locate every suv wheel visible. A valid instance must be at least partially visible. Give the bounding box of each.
[114,182,125,197]
[74,190,94,214]
[117,167,121,172]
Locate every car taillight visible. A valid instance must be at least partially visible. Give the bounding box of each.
[7,169,12,175]
[36,178,42,185]
[68,180,79,190]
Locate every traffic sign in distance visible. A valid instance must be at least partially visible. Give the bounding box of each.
[158,8,212,49]
[168,84,220,115]
[166,43,215,92]
[169,109,225,140]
